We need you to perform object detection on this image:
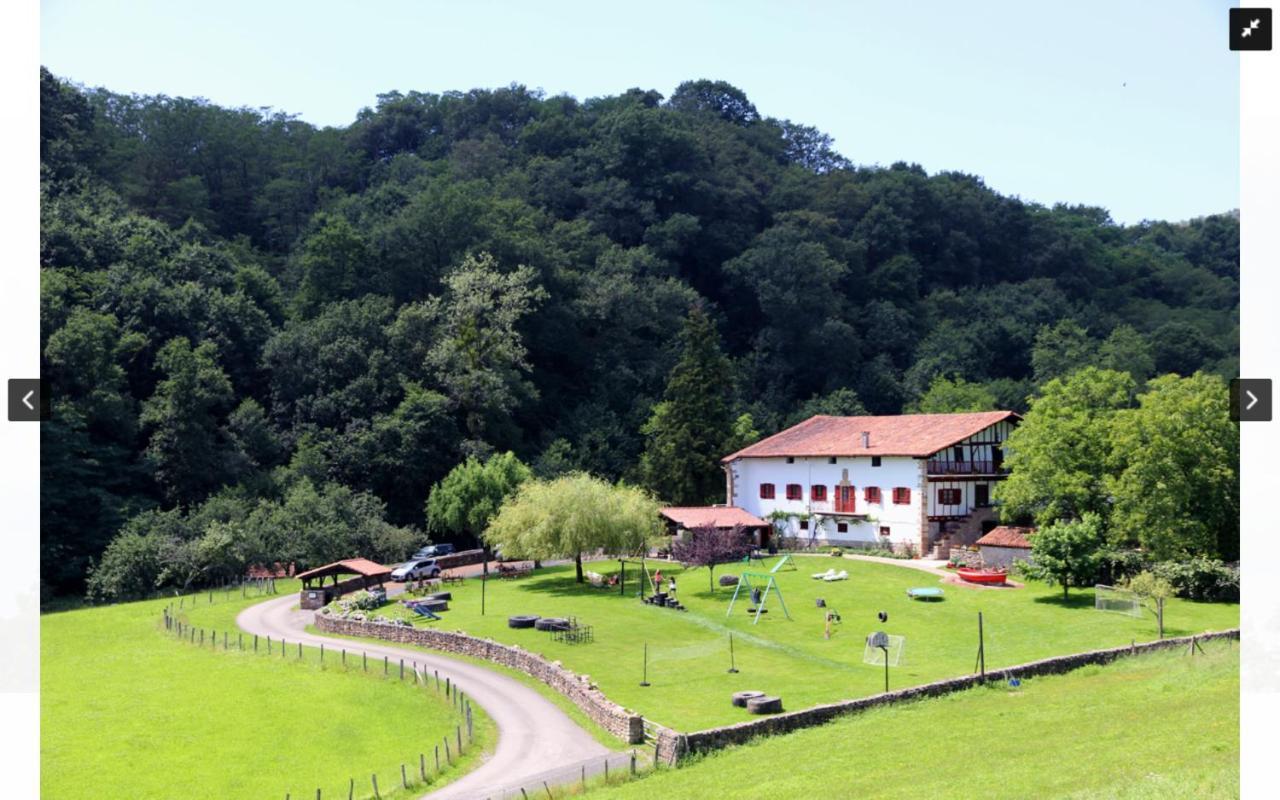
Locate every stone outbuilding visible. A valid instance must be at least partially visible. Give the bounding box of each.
[975,526,1035,569]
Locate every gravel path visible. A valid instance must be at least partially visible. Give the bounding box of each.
[236,594,611,800]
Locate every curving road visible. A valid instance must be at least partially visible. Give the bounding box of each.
[237,594,611,800]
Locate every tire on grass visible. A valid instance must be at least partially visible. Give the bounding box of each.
[534,617,570,632]
[508,615,539,629]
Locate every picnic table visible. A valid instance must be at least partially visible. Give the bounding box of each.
[907,587,945,601]
[496,563,532,580]
[440,572,466,585]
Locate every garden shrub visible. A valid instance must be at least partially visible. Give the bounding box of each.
[1097,549,1149,586]
[1150,556,1239,602]
[830,547,844,557]
[345,590,385,611]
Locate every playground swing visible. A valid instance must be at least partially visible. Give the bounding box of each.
[620,557,685,610]
[618,557,654,598]
[725,572,793,624]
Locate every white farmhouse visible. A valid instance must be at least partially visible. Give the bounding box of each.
[721,411,1019,557]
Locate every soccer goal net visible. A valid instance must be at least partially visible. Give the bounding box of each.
[862,634,906,667]
[1095,584,1142,617]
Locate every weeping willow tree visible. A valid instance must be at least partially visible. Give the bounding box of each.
[482,472,661,582]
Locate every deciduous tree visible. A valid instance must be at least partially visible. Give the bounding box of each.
[671,523,754,592]
[1025,513,1106,600]
[483,473,660,582]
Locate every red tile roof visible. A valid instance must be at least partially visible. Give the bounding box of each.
[722,411,1020,460]
[294,558,393,581]
[660,506,770,529]
[976,526,1035,549]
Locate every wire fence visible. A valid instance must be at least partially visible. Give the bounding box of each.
[474,749,649,800]
[160,606,478,799]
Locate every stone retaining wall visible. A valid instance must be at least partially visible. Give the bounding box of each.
[316,615,645,743]
[435,549,486,570]
[657,628,1239,763]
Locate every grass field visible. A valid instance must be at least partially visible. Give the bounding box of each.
[580,639,1239,799]
[337,555,1237,731]
[42,583,493,800]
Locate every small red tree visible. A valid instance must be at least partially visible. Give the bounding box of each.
[671,523,754,592]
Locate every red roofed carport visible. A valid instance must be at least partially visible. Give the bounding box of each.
[295,558,393,610]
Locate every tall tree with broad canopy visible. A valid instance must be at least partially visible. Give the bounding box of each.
[1107,373,1238,560]
[671,523,754,592]
[1024,513,1107,600]
[425,451,532,547]
[995,368,1134,528]
[483,473,660,582]
[140,337,237,505]
[639,305,736,506]
[419,251,547,453]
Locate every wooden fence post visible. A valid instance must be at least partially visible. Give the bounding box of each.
[419,753,426,781]
[347,778,353,800]
[371,773,380,799]
[434,745,440,773]
[400,764,408,789]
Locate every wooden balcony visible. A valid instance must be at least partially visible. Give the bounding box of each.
[926,459,1007,475]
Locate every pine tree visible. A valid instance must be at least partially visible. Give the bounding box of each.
[639,306,736,506]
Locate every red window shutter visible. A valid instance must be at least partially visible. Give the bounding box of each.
[811,485,826,501]
[760,483,774,499]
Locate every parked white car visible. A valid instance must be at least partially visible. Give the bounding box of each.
[392,559,441,582]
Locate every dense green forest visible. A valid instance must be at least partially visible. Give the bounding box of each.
[39,68,1239,599]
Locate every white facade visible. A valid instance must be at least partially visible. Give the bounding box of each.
[727,455,926,550]
[723,416,1016,554]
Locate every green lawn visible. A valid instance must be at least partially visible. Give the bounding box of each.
[336,556,1237,731]
[582,639,1239,799]
[42,584,493,800]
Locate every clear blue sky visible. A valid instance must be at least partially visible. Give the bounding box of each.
[41,0,1239,224]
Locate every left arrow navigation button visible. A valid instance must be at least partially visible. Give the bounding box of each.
[7,379,50,422]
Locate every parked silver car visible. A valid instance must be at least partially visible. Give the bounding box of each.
[391,558,441,582]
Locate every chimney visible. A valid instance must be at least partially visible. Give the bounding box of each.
[861,431,871,449]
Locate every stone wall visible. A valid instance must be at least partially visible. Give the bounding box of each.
[435,549,486,570]
[316,615,645,743]
[661,628,1239,762]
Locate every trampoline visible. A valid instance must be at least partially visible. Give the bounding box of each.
[907,587,945,601]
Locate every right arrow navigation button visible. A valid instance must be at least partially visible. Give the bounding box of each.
[1231,378,1272,422]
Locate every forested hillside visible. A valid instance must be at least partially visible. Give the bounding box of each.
[39,68,1239,598]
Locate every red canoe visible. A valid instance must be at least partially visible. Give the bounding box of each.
[957,567,1008,585]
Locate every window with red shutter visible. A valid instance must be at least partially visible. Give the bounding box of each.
[760,483,775,499]
[893,487,911,505]
[786,484,802,500]
[811,485,827,501]
[864,486,881,504]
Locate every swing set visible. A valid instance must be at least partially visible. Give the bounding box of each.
[725,571,793,624]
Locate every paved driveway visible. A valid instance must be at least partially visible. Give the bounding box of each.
[237,594,610,799]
